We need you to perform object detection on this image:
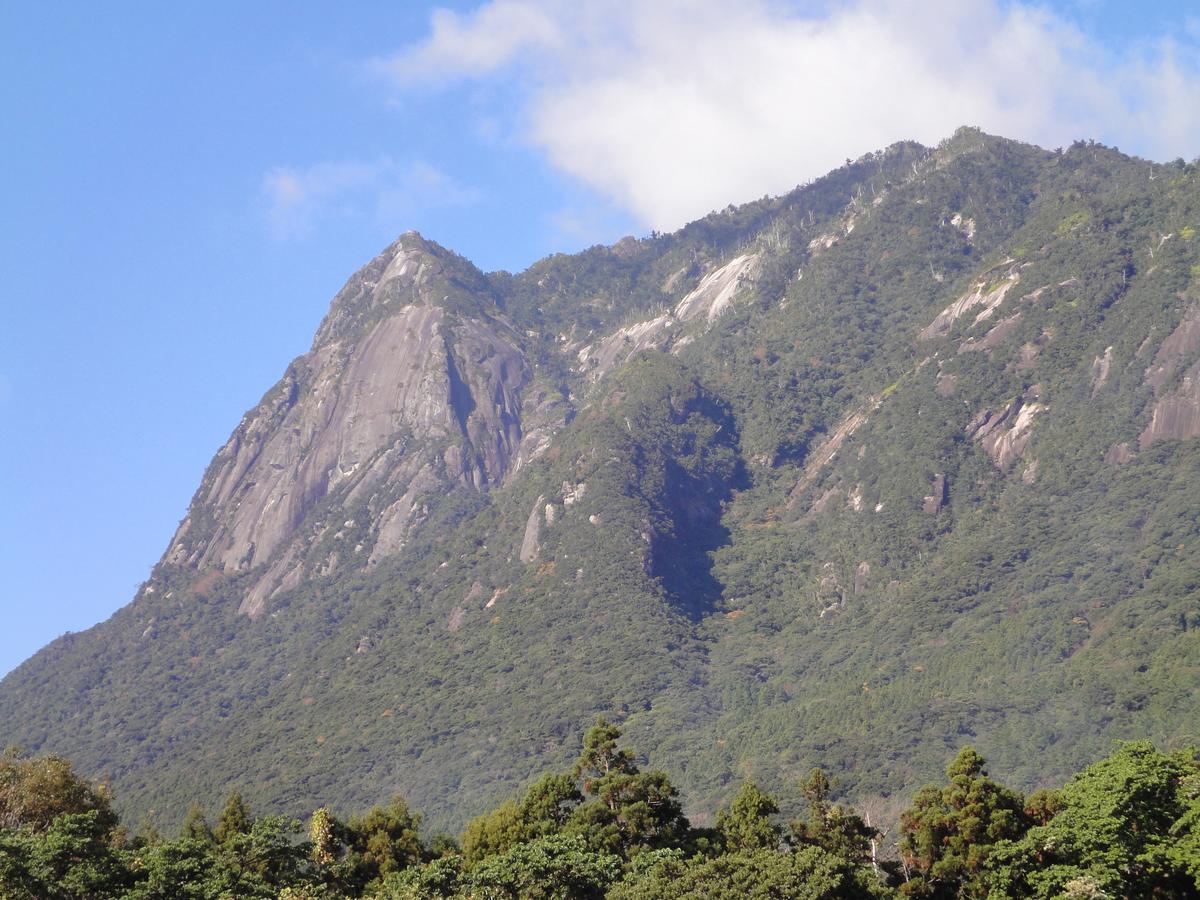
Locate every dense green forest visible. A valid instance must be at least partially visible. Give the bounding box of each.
[2,128,1199,842]
[3,722,1198,898]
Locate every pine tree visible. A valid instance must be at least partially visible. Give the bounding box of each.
[214,790,251,844]
[567,717,689,857]
[179,802,213,843]
[715,781,781,852]
[898,747,1028,898]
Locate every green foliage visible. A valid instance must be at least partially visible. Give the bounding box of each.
[981,741,1200,897]
[213,790,251,844]
[0,749,118,834]
[607,846,886,900]
[565,719,690,858]
[345,795,424,884]
[462,774,581,863]
[0,738,1198,897]
[715,781,781,852]
[898,748,1029,897]
[463,834,621,899]
[178,804,212,843]
[3,131,1200,848]
[1,810,130,899]
[378,855,465,899]
[792,769,876,864]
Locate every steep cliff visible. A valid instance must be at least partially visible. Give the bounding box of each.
[165,233,544,616]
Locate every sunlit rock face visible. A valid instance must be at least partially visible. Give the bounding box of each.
[1140,305,1200,449]
[167,234,533,616]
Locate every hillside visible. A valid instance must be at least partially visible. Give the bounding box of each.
[2,128,1198,834]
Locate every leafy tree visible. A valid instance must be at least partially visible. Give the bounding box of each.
[1021,788,1062,826]
[981,741,1200,897]
[214,814,309,896]
[464,833,620,899]
[178,803,212,843]
[608,845,887,900]
[0,827,43,899]
[123,835,224,900]
[343,794,424,887]
[309,806,337,868]
[1164,770,1200,894]
[378,854,464,899]
[0,750,117,835]
[131,817,163,849]
[1,810,129,899]
[463,773,582,863]
[462,799,525,864]
[426,833,460,858]
[573,718,636,786]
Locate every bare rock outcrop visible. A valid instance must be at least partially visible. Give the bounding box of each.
[1105,442,1135,465]
[1140,365,1200,448]
[580,313,675,380]
[950,212,976,241]
[1090,346,1114,396]
[854,561,872,596]
[786,398,881,507]
[920,269,1019,341]
[519,495,545,564]
[673,254,759,322]
[922,474,947,515]
[958,313,1022,354]
[1140,306,1200,448]
[166,234,537,616]
[574,254,759,381]
[1144,306,1200,394]
[966,391,1044,470]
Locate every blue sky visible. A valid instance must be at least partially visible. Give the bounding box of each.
[2,0,1198,677]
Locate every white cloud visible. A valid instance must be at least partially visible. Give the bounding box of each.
[260,157,478,241]
[379,0,1200,230]
[373,0,562,82]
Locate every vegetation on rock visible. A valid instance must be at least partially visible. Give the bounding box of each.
[1,129,1198,844]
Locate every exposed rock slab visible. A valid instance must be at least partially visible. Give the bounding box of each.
[1091,346,1114,396]
[674,253,759,322]
[1139,306,1200,448]
[581,314,675,380]
[1140,362,1200,448]
[1145,305,1200,394]
[166,235,536,616]
[966,393,1044,470]
[958,313,1022,354]
[920,270,1019,341]
[519,495,545,564]
[922,473,947,515]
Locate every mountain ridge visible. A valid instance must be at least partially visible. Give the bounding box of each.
[3,128,1198,834]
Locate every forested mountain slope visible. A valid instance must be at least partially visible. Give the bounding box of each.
[2,128,1197,833]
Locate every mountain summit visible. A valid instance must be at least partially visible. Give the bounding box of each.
[3,129,1198,831]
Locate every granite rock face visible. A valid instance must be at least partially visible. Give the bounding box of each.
[166,234,535,616]
[1140,305,1200,448]
[966,392,1044,471]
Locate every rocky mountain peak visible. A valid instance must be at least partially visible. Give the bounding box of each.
[164,232,538,617]
[312,231,497,349]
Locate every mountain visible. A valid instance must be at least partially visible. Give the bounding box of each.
[2,128,1198,833]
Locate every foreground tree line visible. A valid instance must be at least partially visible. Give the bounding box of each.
[1,720,1198,898]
